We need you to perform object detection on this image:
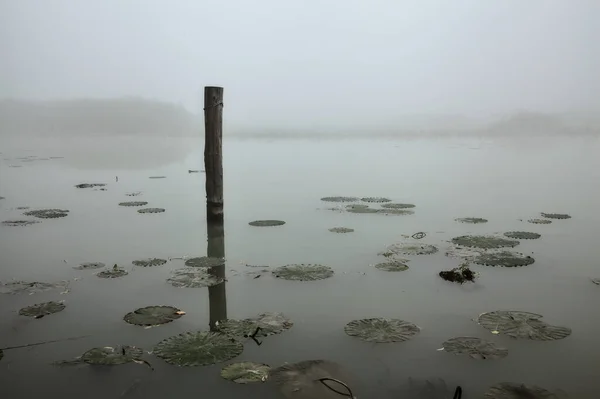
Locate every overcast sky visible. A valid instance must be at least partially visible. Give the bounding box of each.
[1,0,598,128]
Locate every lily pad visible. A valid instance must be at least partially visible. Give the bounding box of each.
[82,346,143,365]
[541,213,571,220]
[154,331,243,366]
[19,301,66,318]
[0,196,4,200]
[344,318,420,343]
[439,263,477,284]
[125,192,142,196]
[184,256,225,268]
[477,311,571,341]
[374,261,409,272]
[328,227,354,233]
[455,217,488,224]
[249,220,285,227]
[345,204,369,210]
[361,197,391,203]
[124,305,184,326]
[73,262,105,270]
[451,235,519,249]
[75,183,106,189]
[0,280,68,295]
[272,264,334,281]
[377,209,415,216]
[474,251,534,267]
[216,312,293,338]
[320,196,359,202]
[483,382,562,398]
[133,258,167,267]
[381,243,439,256]
[149,176,166,179]
[119,201,148,207]
[504,231,541,240]
[167,267,224,288]
[137,208,165,214]
[97,266,128,278]
[441,337,508,359]
[221,362,270,383]
[2,220,40,226]
[380,203,416,209]
[16,207,30,210]
[528,218,552,224]
[23,209,69,219]
[347,207,379,214]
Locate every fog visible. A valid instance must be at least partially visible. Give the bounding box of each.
[1,0,599,134]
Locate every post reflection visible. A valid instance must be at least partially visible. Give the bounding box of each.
[207,220,227,331]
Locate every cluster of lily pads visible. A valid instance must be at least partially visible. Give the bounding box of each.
[321,196,417,218]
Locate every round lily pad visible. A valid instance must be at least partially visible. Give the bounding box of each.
[167,267,224,288]
[133,258,167,267]
[249,220,285,227]
[375,261,409,272]
[272,264,333,281]
[346,204,369,210]
[528,218,552,224]
[2,220,40,226]
[216,312,293,338]
[483,382,559,398]
[441,337,508,359]
[19,301,66,318]
[541,213,571,220]
[75,183,106,189]
[320,196,359,202]
[381,243,439,256]
[81,346,143,365]
[347,207,379,214]
[361,197,391,203]
[124,305,184,326]
[328,227,354,233]
[119,201,148,207]
[455,217,488,224]
[73,262,105,270]
[23,209,69,219]
[504,231,541,240]
[381,203,416,209]
[221,362,270,383]
[344,318,420,343]
[97,266,128,278]
[474,251,534,267]
[153,331,243,366]
[451,235,519,249]
[184,256,225,268]
[0,280,68,295]
[478,311,571,341]
[377,209,415,216]
[137,208,165,214]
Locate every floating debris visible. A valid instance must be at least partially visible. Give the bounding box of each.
[381,203,416,209]
[320,197,359,202]
[344,318,420,343]
[54,346,145,367]
[411,232,426,239]
[73,262,105,270]
[125,192,142,197]
[133,258,167,267]
[137,208,165,214]
[154,331,243,367]
[248,220,285,227]
[591,278,600,286]
[483,382,561,398]
[451,235,519,249]
[528,218,552,224]
[541,213,571,220]
[149,176,166,179]
[2,220,40,226]
[474,251,534,267]
[0,349,3,361]
[75,183,106,189]
[439,263,477,284]
[19,301,66,318]
[381,243,439,256]
[167,267,224,288]
[328,227,354,233]
[221,362,270,383]
[184,256,225,268]
[24,209,69,219]
[375,261,409,272]
[441,337,508,359]
[97,265,128,279]
[361,197,391,203]
[0,280,68,295]
[188,169,203,173]
[216,312,293,339]
[15,206,29,210]
[123,305,185,326]
[477,311,571,341]
[119,201,148,207]
[272,264,334,281]
[504,231,541,240]
[455,217,488,224]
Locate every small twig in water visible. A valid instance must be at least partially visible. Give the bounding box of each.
[0,335,91,351]
[318,377,355,398]
[248,326,263,346]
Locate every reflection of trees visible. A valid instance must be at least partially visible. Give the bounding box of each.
[207,221,227,331]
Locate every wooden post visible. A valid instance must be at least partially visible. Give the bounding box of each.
[207,221,227,331]
[204,86,224,223]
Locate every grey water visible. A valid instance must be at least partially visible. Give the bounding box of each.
[1,135,600,398]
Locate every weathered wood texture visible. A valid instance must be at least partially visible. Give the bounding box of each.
[203,86,224,222]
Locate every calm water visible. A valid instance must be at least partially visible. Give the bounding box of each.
[1,135,599,398]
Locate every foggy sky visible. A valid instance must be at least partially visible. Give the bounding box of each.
[1,0,598,130]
